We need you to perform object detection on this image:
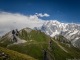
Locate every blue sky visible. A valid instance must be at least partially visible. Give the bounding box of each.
[0,0,80,23]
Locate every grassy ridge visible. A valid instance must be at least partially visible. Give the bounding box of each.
[19,29,50,42]
[0,47,37,60]
[51,38,80,60]
[1,29,80,60]
[8,30,50,60]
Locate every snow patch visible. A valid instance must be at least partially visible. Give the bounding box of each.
[13,37,27,44]
[50,30,60,37]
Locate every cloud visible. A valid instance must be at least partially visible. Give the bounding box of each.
[0,12,46,36]
[35,13,50,17]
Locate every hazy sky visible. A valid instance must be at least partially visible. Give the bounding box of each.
[0,0,80,23]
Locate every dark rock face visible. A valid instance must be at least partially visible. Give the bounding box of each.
[0,52,9,60]
[12,29,19,42]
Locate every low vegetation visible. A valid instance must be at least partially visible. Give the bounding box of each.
[0,29,80,60]
[0,47,36,60]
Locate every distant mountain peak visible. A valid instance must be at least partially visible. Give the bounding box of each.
[36,20,80,48]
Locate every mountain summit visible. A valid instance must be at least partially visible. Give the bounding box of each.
[39,20,80,48]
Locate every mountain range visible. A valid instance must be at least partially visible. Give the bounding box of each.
[0,20,80,60]
[37,20,80,48]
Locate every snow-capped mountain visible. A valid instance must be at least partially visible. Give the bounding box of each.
[40,20,80,48]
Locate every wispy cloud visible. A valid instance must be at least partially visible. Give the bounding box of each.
[35,13,50,17]
[0,12,48,36]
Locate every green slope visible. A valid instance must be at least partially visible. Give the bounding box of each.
[51,37,80,60]
[0,28,50,60]
[0,47,36,60]
[0,28,80,60]
[7,29,50,60]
